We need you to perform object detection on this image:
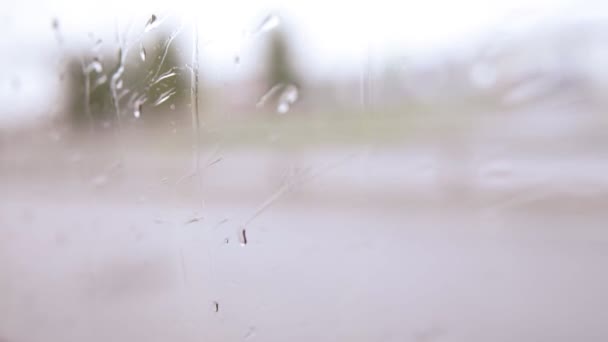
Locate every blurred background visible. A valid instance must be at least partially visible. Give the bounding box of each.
[2,1,608,341]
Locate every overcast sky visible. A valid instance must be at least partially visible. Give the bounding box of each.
[1,0,605,125]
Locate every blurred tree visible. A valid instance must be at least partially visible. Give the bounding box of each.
[62,55,113,129]
[264,29,299,87]
[61,27,191,130]
[125,28,190,122]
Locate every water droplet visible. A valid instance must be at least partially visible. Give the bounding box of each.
[277,103,289,113]
[169,104,176,110]
[153,88,176,106]
[256,83,285,107]
[144,14,159,32]
[234,55,240,64]
[276,84,298,114]
[116,79,123,89]
[151,68,178,85]
[133,108,141,118]
[140,43,146,62]
[281,84,298,102]
[223,238,230,244]
[133,97,146,118]
[88,60,103,73]
[184,216,204,225]
[255,14,280,34]
[240,228,248,246]
[51,17,63,44]
[207,157,222,167]
[213,301,219,312]
[109,47,127,118]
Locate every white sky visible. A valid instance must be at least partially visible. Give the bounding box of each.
[1,0,604,125]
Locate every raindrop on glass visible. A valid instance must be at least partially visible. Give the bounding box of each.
[139,43,147,62]
[151,68,177,85]
[144,14,158,32]
[207,157,222,167]
[116,79,123,90]
[133,97,145,118]
[277,103,289,113]
[88,60,103,73]
[240,228,248,246]
[256,83,285,108]
[153,88,177,106]
[213,301,220,313]
[134,106,142,118]
[184,216,203,225]
[255,14,280,34]
[51,17,63,44]
[276,84,299,114]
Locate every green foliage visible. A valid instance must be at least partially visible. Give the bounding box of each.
[126,29,190,118]
[264,30,298,87]
[60,27,190,130]
[62,56,113,128]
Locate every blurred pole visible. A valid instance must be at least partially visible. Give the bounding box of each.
[360,35,372,111]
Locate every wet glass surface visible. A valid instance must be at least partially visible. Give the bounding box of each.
[2,1,608,341]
